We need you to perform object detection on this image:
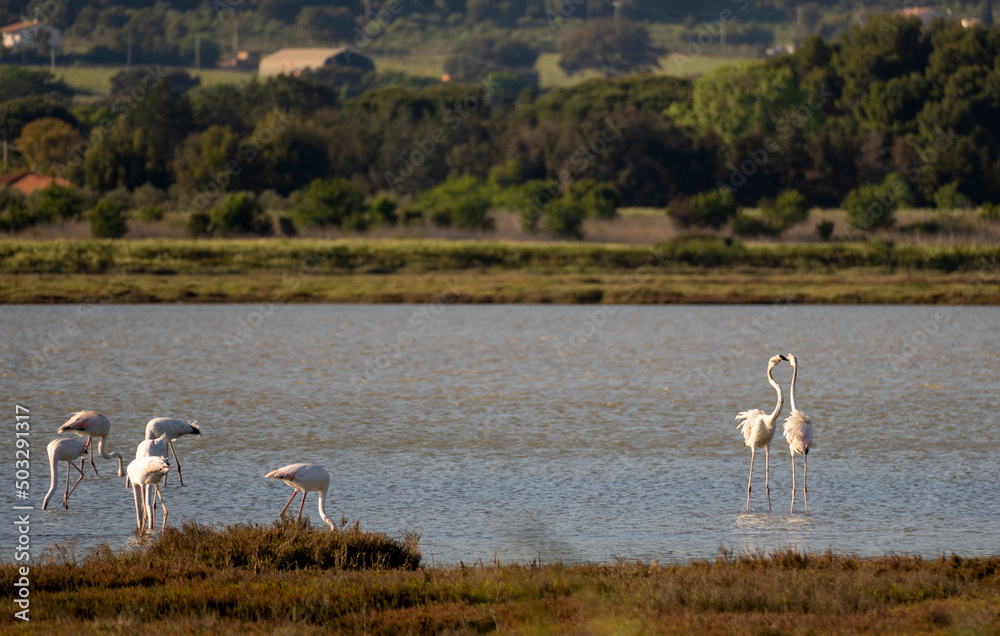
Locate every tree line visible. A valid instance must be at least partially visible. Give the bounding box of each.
[2,15,1000,238]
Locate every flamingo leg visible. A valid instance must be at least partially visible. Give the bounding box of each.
[132,484,144,531]
[790,453,797,514]
[803,455,808,514]
[745,448,756,512]
[156,486,167,531]
[168,441,184,486]
[146,485,156,531]
[79,438,93,475]
[278,490,299,518]
[764,445,772,512]
[297,492,308,522]
[64,461,86,508]
[89,438,99,476]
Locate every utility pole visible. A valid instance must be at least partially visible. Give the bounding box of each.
[613,0,621,22]
[233,12,239,57]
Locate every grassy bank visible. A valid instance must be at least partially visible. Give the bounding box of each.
[3,522,997,634]
[2,238,1000,304]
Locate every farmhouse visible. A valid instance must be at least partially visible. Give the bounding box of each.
[0,19,60,54]
[0,172,70,195]
[258,47,374,77]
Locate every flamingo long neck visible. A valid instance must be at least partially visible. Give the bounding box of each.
[96,437,124,476]
[42,448,60,509]
[789,363,799,413]
[767,365,784,423]
[316,488,336,530]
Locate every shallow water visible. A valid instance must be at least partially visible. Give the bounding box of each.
[2,304,998,565]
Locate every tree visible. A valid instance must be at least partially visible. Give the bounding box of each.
[15,118,82,174]
[842,173,911,232]
[171,125,241,191]
[36,184,87,221]
[292,178,366,228]
[0,97,78,143]
[558,19,664,77]
[669,189,738,229]
[543,196,586,239]
[417,176,493,231]
[87,199,129,238]
[208,192,273,236]
[0,68,72,104]
[444,38,539,82]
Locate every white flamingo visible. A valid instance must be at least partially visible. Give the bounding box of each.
[56,411,124,477]
[265,463,337,530]
[127,455,171,533]
[144,418,200,486]
[783,354,814,514]
[735,354,787,512]
[42,438,89,510]
[132,433,171,486]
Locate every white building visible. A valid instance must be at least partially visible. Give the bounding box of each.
[0,19,61,54]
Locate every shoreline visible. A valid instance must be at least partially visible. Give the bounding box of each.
[3,270,1000,304]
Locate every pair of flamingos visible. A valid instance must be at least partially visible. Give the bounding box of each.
[42,411,335,532]
[736,354,814,514]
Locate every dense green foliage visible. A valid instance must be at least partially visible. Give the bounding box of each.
[87,198,129,238]
[3,9,1000,240]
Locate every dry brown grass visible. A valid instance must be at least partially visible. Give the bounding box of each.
[3,542,998,635]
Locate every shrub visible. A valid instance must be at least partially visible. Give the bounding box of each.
[933,182,971,210]
[732,211,779,237]
[816,219,835,240]
[87,199,129,238]
[36,184,86,221]
[980,202,1000,221]
[543,196,586,239]
[566,179,620,219]
[293,178,366,228]
[657,234,746,266]
[187,211,211,237]
[417,176,493,231]
[843,172,910,232]
[278,216,297,236]
[690,188,738,229]
[137,205,164,223]
[514,179,560,233]
[368,196,398,227]
[0,188,32,232]
[765,189,810,232]
[208,192,273,236]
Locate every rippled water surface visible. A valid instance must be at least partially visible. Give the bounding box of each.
[2,304,998,564]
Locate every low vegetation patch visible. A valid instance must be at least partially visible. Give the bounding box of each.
[2,542,997,634]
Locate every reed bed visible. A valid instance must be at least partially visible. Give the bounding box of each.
[2,237,1000,275]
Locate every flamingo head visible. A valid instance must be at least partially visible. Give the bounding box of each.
[768,354,788,368]
[785,353,798,367]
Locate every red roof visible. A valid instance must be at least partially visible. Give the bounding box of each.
[0,172,71,195]
[0,20,38,33]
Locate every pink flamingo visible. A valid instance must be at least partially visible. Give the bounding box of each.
[265,463,336,530]
[57,411,124,477]
[42,438,89,510]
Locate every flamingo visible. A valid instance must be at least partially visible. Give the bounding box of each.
[127,455,171,533]
[41,438,89,510]
[132,433,171,486]
[56,411,124,477]
[735,354,787,512]
[265,463,337,530]
[144,418,200,486]
[783,354,814,514]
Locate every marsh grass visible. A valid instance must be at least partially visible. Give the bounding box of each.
[3,541,997,634]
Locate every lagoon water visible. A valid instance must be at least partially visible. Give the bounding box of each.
[2,304,998,565]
